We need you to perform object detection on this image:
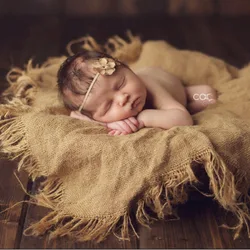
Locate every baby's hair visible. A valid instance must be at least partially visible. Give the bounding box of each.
[57,50,126,116]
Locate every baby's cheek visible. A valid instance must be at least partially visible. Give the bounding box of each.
[123,110,139,119]
[112,109,132,121]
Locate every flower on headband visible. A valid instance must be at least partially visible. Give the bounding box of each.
[92,58,116,75]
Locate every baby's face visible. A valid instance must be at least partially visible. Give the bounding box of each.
[80,66,147,123]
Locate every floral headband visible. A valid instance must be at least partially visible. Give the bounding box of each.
[78,57,118,112]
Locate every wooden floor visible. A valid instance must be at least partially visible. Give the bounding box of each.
[1,15,250,248]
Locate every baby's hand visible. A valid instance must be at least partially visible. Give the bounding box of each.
[107,117,144,136]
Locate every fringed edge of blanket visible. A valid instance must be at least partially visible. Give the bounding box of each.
[0,118,46,178]
[0,117,250,242]
[136,150,250,241]
[66,30,142,65]
[23,195,136,243]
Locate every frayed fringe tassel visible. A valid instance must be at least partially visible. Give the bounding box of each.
[135,162,197,227]
[1,116,250,242]
[66,36,104,56]
[29,176,140,242]
[136,159,198,222]
[23,206,138,243]
[202,150,250,239]
[6,59,38,86]
[65,31,142,65]
[104,30,142,64]
[136,149,250,240]
[6,67,25,85]
[0,118,44,179]
[34,178,64,209]
[0,117,137,243]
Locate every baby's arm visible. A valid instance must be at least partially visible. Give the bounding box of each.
[107,117,144,135]
[70,111,143,135]
[137,108,193,129]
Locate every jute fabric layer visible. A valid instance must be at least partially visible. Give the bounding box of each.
[1,33,250,242]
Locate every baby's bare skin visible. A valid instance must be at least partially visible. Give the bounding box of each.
[136,67,217,115]
[70,66,217,135]
[135,67,187,109]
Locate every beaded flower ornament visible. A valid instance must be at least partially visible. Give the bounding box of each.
[78,58,117,112]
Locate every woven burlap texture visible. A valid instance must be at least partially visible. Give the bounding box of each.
[1,33,250,242]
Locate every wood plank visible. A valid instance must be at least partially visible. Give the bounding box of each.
[0,159,29,248]
[214,202,250,248]
[2,0,250,16]
[3,15,250,248]
[0,0,62,15]
[175,17,203,51]
[0,16,62,69]
[0,15,63,248]
[187,17,226,60]
[173,16,250,248]
[139,198,226,248]
[64,0,112,16]
[219,0,250,16]
[137,16,250,249]
[217,17,250,67]
[168,0,185,15]
[168,0,215,16]
[185,0,214,15]
[20,16,139,247]
[16,15,134,248]
[0,15,53,249]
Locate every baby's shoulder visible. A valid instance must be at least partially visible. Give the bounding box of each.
[135,67,186,108]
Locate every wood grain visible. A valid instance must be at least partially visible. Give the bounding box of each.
[1,15,250,248]
[0,159,29,248]
[1,0,250,16]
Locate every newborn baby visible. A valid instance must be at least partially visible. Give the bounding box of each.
[57,50,217,135]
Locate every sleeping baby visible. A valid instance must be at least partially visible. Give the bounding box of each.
[57,50,218,135]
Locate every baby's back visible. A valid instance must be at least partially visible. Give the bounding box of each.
[135,67,187,108]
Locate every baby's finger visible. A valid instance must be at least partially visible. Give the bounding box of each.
[124,119,138,132]
[128,117,139,126]
[117,121,132,133]
[118,131,128,136]
[114,130,123,136]
[108,130,116,135]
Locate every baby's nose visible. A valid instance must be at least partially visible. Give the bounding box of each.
[117,93,129,106]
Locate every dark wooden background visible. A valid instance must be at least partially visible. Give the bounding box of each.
[1,0,250,16]
[1,0,250,248]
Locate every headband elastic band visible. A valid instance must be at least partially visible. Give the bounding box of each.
[78,72,100,112]
[77,57,116,112]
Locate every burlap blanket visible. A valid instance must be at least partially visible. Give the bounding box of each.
[1,32,250,243]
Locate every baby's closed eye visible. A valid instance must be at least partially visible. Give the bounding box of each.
[117,76,125,90]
